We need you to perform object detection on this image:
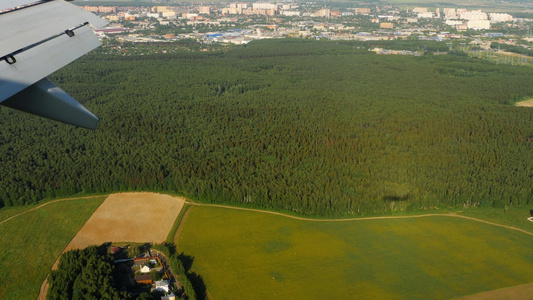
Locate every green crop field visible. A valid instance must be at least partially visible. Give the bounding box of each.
[178,206,533,299]
[0,195,107,223]
[0,205,37,223]
[0,197,105,299]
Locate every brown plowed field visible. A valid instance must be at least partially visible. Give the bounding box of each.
[64,192,185,252]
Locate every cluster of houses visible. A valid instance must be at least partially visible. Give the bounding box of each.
[133,256,175,296]
[112,246,178,300]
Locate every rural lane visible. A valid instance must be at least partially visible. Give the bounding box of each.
[0,195,107,226]
[185,202,533,236]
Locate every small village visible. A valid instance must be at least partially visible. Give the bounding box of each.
[111,244,182,300]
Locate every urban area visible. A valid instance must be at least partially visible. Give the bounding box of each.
[80,1,533,61]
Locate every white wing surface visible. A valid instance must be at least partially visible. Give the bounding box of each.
[0,0,108,129]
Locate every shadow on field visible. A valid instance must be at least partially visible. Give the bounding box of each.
[179,253,194,272]
[177,253,208,299]
[172,248,207,300]
[166,242,177,256]
[187,271,207,300]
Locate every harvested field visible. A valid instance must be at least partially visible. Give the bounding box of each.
[65,192,185,251]
[457,283,533,300]
[515,99,533,107]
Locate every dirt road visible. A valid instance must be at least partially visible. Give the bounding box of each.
[185,202,533,236]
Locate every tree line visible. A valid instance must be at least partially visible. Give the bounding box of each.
[153,243,206,300]
[491,42,533,57]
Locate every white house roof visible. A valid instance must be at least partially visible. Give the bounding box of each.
[141,265,151,273]
[155,280,170,293]
[155,279,170,287]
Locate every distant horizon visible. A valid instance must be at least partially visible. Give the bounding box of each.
[73,0,533,14]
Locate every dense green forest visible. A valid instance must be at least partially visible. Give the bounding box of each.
[1,39,533,216]
[48,245,128,299]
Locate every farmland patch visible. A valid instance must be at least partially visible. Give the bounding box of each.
[178,206,533,299]
[64,192,185,251]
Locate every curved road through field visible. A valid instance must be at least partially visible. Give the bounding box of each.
[184,202,533,236]
[4,196,530,237]
[0,195,107,226]
[182,202,533,300]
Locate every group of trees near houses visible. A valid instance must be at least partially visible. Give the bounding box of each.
[46,243,200,300]
[1,38,533,216]
[490,42,533,57]
[153,243,203,300]
[47,245,128,299]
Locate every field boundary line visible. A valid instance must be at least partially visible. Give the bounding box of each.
[185,202,533,236]
[174,205,193,252]
[451,214,533,236]
[0,195,108,226]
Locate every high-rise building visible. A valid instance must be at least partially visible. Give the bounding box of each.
[467,20,490,30]
[199,6,211,15]
[413,7,428,13]
[252,2,277,10]
[490,13,513,23]
[311,8,330,17]
[443,8,456,19]
[152,6,175,13]
[460,10,487,21]
[354,8,371,15]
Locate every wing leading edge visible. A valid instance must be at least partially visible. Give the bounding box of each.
[0,0,108,129]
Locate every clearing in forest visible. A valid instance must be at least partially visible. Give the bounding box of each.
[515,98,533,107]
[65,192,185,251]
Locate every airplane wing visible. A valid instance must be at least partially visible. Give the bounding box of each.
[0,0,108,129]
